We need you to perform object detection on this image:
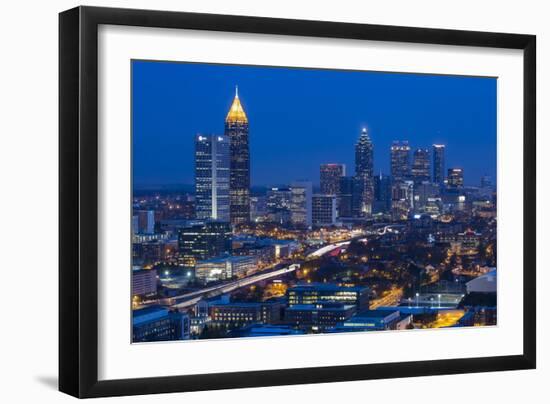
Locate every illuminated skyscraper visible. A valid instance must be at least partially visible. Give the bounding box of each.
[447,168,464,188]
[290,181,312,227]
[433,144,446,184]
[411,148,431,184]
[390,141,411,182]
[266,187,292,225]
[195,134,230,221]
[355,128,374,178]
[225,86,250,225]
[354,128,374,215]
[320,164,345,195]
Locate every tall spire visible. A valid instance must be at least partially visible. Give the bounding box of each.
[226,86,248,124]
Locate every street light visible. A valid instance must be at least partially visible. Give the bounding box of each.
[415,292,420,307]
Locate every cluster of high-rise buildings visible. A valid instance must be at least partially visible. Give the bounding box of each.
[132,88,494,276]
[253,129,473,226]
[306,132,463,224]
[194,88,482,229]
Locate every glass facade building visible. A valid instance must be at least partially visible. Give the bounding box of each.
[177,221,232,267]
[225,88,251,225]
[312,194,338,226]
[433,144,446,184]
[390,141,411,182]
[290,181,312,227]
[447,167,464,188]
[195,134,230,221]
[411,148,431,184]
[320,163,345,195]
[354,128,375,215]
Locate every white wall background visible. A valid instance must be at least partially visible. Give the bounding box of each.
[0,0,546,403]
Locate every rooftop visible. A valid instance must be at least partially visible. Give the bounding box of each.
[286,304,355,311]
[349,309,400,319]
[132,306,169,326]
[289,282,368,293]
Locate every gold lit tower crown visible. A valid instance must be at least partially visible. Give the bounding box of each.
[225,86,248,124]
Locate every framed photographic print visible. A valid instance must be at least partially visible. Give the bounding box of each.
[59,6,536,398]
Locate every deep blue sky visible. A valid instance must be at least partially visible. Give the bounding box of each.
[132,60,496,188]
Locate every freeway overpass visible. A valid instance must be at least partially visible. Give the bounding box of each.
[168,264,300,310]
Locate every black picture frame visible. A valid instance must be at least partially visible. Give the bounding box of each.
[59,5,536,398]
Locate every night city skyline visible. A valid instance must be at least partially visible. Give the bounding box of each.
[131,60,497,343]
[132,60,497,188]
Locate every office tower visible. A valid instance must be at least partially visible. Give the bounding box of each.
[290,181,312,227]
[391,180,414,220]
[355,128,374,178]
[354,128,374,215]
[414,182,440,211]
[312,194,338,226]
[433,144,446,184]
[195,134,230,221]
[134,210,155,234]
[320,164,345,195]
[390,141,411,182]
[266,187,292,224]
[177,221,232,267]
[373,173,392,214]
[250,195,267,221]
[225,86,250,225]
[132,269,158,297]
[351,177,366,217]
[337,176,354,218]
[132,240,169,266]
[411,148,431,184]
[132,215,139,235]
[447,168,464,188]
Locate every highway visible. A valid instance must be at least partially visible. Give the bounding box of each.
[169,233,378,310]
[369,286,404,309]
[169,264,300,309]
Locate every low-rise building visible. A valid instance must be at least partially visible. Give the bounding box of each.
[132,306,190,342]
[285,302,356,331]
[195,255,259,284]
[230,324,305,338]
[339,309,412,331]
[287,283,370,311]
[209,301,283,328]
[436,229,481,255]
